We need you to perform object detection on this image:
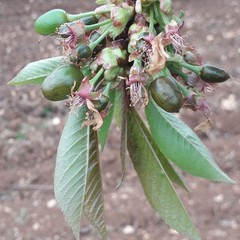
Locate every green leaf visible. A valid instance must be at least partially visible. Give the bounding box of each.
[8,57,64,86]
[156,153,189,192]
[84,131,108,240]
[54,107,90,240]
[98,91,115,151]
[127,109,201,240]
[146,98,235,183]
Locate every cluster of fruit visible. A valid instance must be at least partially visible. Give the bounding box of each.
[35,0,230,129]
[9,2,234,239]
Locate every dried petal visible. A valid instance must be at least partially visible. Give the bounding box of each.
[82,99,103,130]
[78,76,93,98]
[165,20,185,54]
[194,119,213,132]
[148,33,169,75]
[59,20,86,51]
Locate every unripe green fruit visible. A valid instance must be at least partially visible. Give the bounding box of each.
[149,77,183,113]
[76,44,93,59]
[35,9,68,35]
[200,65,230,83]
[82,16,98,25]
[93,94,110,112]
[41,65,83,101]
[69,45,93,64]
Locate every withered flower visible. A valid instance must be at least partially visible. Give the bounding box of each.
[183,91,212,118]
[69,76,104,130]
[58,20,86,51]
[164,20,185,54]
[147,33,170,75]
[126,60,149,109]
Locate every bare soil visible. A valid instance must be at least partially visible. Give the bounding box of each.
[0,0,240,239]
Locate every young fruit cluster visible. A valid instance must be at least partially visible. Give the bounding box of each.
[8,1,234,240]
[35,0,230,128]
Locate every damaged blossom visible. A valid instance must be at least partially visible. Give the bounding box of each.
[164,20,185,54]
[58,20,86,51]
[69,76,104,130]
[183,90,212,118]
[129,32,170,76]
[126,60,149,109]
[187,73,214,94]
[147,33,170,75]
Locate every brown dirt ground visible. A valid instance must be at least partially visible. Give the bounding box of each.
[1,0,240,239]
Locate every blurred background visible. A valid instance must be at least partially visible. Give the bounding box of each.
[0,0,240,239]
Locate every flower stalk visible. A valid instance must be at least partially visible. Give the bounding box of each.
[67,10,111,21]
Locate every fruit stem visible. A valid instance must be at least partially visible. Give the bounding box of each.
[149,6,155,33]
[167,64,188,80]
[166,45,174,55]
[163,67,191,97]
[155,2,169,26]
[178,10,185,20]
[89,26,111,50]
[67,10,110,21]
[171,77,190,97]
[85,19,112,32]
[153,3,165,30]
[90,68,104,86]
[67,11,95,21]
[81,65,92,78]
[102,82,112,97]
[180,61,203,75]
[172,10,185,25]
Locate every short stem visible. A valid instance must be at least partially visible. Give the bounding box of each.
[149,6,155,33]
[151,70,164,81]
[156,2,169,25]
[162,67,171,77]
[103,82,112,96]
[178,10,185,20]
[172,10,185,25]
[180,61,203,75]
[67,11,96,21]
[163,67,191,97]
[90,68,104,86]
[67,10,110,21]
[89,26,111,50]
[172,78,190,97]
[85,19,112,32]
[166,45,174,55]
[81,65,92,78]
[167,64,188,80]
[153,3,165,30]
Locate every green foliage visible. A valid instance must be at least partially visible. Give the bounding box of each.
[8,57,64,86]
[9,1,234,239]
[54,107,106,239]
[127,109,201,240]
[83,130,108,239]
[146,98,234,183]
